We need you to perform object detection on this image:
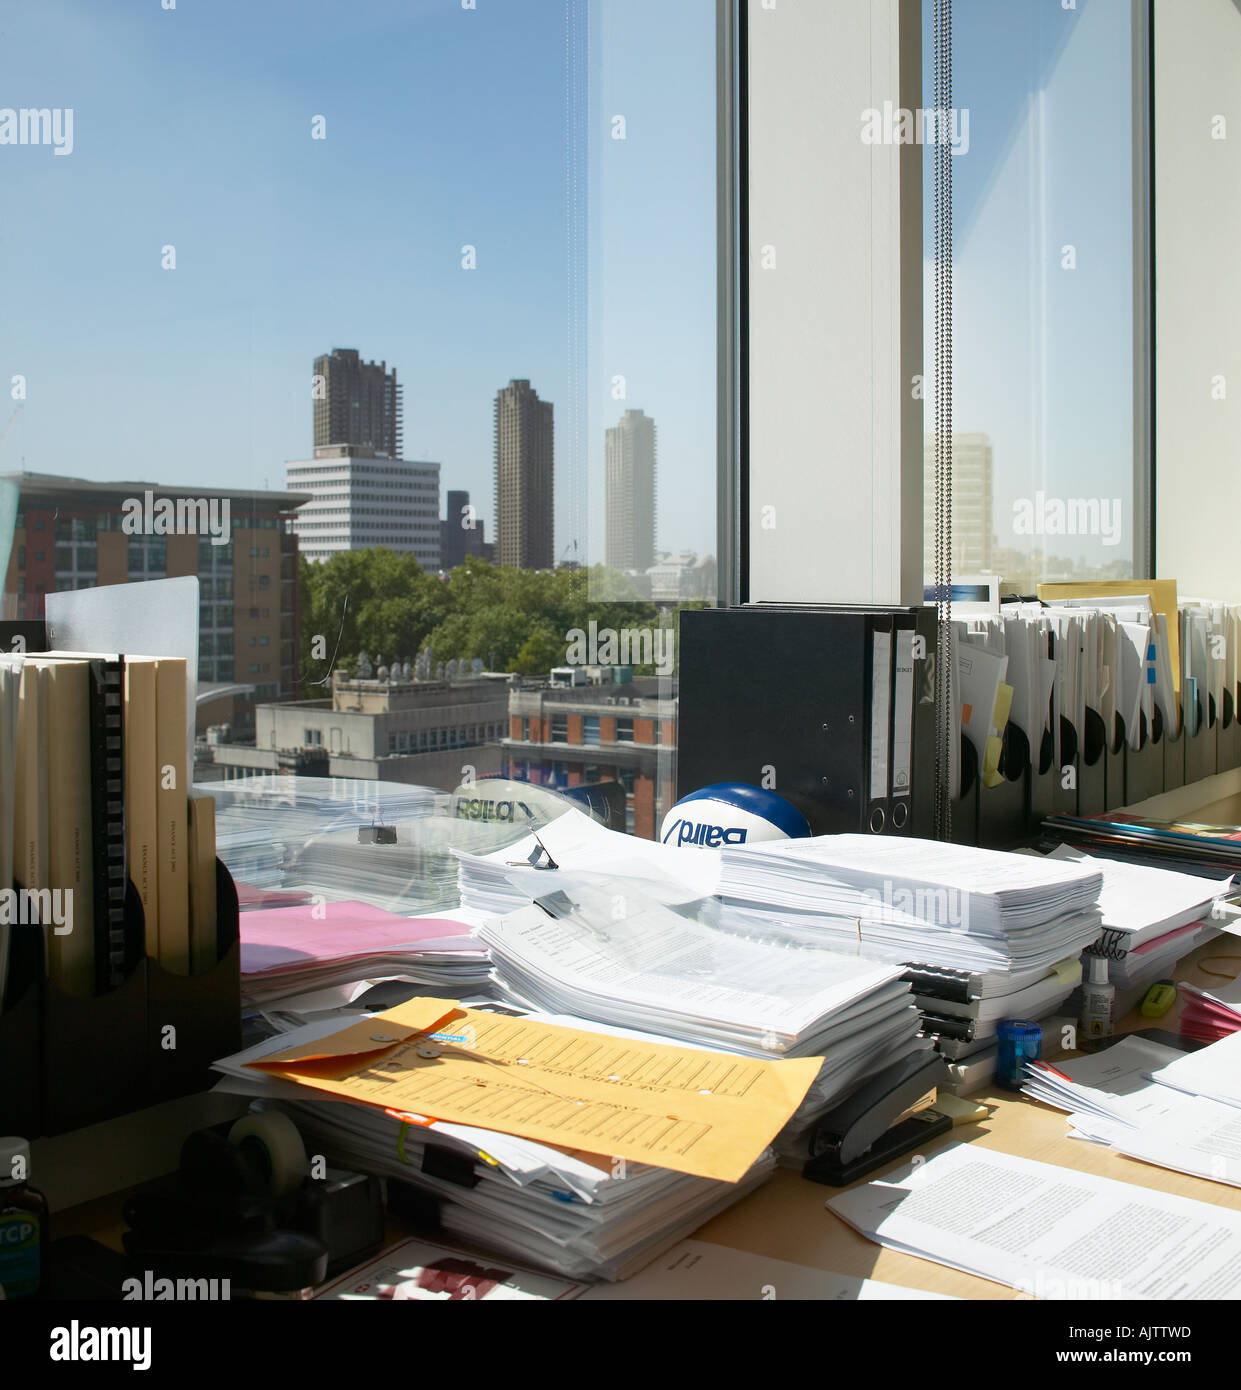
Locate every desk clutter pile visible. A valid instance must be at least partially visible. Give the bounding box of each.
[186,801,1241,1295]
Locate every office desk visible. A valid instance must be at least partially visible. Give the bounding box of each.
[690,935,1241,1299]
[53,945,1241,1300]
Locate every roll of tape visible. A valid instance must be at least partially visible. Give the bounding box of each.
[228,1111,309,1197]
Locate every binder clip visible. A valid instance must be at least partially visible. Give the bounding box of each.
[507,834,559,870]
[358,808,397,845]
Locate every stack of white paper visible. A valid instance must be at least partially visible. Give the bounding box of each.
[715,835,1104,974]
[212,1012,775,1281]
[455,809,719,917]
[1025,1037,1241,1190]
[285,814,529,917]
[477,878,930,1146]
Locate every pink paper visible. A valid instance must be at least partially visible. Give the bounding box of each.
[240,900,480,977]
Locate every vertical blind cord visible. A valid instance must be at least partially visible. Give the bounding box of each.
[932,0,954,841]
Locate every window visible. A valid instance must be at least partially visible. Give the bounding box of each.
[582,716,600,747]
[619,768,636,794]
[5,0,716,834]
[922,0,1141,589]
[614,717,633,743]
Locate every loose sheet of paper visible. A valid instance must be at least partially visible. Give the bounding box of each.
[247,997,822,1183]
[826,1144,1241,1299]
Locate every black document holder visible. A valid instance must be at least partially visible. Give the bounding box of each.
[1030,723,1058,823]
[146,860,241,1105]
[38,860,241,1137]
[1052,713,1080,816]
[1122,710,1164,806]
[948,737,979,845]
[977,725,1030,849]
[0,897,45,1135]
[1219,689,1241,774]
[1185,693,1218,786]
[1077,708,1110,817]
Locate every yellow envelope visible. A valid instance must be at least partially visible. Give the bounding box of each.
[248,998,823,1184]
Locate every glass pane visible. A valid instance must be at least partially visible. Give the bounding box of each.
[5,0,715,838]
[923,0,1138,593]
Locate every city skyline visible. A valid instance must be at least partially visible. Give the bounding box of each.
[2,0,719,567]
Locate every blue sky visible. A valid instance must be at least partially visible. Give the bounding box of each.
[1,0,719,562]
[922,0,1137,573]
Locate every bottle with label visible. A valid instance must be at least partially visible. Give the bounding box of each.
[0,1137,49,1299]
[1079,954,1115,1052]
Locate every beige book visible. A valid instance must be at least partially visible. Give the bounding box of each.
[155,658,189,974]
[188,791,218,975]
[31,659,96,996]
[14,661,48,895]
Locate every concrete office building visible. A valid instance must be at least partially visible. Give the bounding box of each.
[644,552,717,604]
[201,667,512,787]
[286,448,441,570]
[441,489,492,570]
[494,379,554,570]
[505,676,676,839]
[922,432,995,576]
[313,348,403,459]
[2,471,306,711]
[605,409,658,572]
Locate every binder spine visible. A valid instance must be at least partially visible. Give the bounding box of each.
[890,625,916,833]
[866,622,893,834]
[86,658,129,994]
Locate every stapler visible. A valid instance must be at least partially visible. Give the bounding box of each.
[802,1052,952,1187]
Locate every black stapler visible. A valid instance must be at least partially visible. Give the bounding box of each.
[802,1051,952,1187]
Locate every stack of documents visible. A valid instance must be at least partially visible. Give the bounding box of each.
[287,815,529,917]
[826,1143,1241,1298]
[1038,844,1227,1011]
[1179,977,1241,1043]
[239,900,488,1006]
[455,808,719,918]
[1044,811,1241,880]
[1024,1036,1241,1191]
[909,957,1082,1058]
[213,1000,816,1279]
[477,878,929,1144]
[1149,1028,1241,1109]
[715,836,1104,974]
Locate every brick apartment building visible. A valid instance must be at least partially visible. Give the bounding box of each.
[3,472,307,720]
[503,676,676,839]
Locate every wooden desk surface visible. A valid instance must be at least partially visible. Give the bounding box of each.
[691,935,1241,1299]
